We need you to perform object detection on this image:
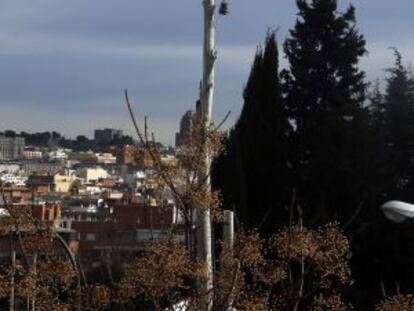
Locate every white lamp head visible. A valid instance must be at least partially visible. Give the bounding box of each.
[381,200,414,224]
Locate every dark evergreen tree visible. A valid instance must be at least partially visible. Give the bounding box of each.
[343,57,414,308]
[213,32,292,234]
[4,130,16,137]
[347,81,396,309]
[75,135,91,150]
[282,0,370,223]
[383,49,414,200]
[364,81,396,203]
[111,135,135,146]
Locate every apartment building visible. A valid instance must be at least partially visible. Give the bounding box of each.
[0,135,25,160]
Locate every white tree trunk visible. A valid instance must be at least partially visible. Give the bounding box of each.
[196,0,216,309]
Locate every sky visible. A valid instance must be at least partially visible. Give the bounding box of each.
[0,0,413,145]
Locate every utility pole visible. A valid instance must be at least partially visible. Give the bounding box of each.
[196,0,216,309]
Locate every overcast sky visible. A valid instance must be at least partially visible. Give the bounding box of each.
[0,0,413,145]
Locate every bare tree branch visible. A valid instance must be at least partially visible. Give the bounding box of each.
[214,110,231,130]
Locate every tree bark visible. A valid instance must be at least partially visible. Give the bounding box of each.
[196,0,216,309]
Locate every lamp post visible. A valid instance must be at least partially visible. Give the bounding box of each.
[381,200,414,224]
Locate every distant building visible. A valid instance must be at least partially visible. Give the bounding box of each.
[61,202,176,270]
[27,175,55,195]
[54,170,78,193]
[0,173,27,186]
[136,148,154,169]
[116,145,139,166]
[95,153,117,164]
[94,128,123,145]
[0,186,32,204]
[0,164,20,174]
[175,110,195,147]
[0,135,25,160]
[23,147,43,160]
[47,149,69,162]
[161,154,177,166]
[31,202,62,228]
[116,145,154,169]
[0,203,75,260]
[76,167,108,183]
[69,151,97,163]
[21,162,65,175]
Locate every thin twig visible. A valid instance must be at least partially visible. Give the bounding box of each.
[380,281,387,299]
[287,188,297,290]
[218,261,240,311]
[293,205,305,311]
[125,89,187,230]
[342,201,364,230]
[214,110,231,130]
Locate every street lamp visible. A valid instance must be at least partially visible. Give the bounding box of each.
[219,0,229,15]
[381,200,414,224]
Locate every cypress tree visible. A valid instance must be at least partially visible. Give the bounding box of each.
[213,33,291,234]
[283,0,369,223]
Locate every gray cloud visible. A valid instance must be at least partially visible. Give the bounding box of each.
[0,0,413,144]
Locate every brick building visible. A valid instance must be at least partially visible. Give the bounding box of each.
[62,203,175,269]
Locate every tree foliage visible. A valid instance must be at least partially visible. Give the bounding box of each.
[282,0,371,224]
[213,32,291,235]
[382,49,414,200]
